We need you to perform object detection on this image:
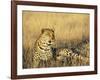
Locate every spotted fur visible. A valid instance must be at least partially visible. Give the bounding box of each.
[56,48,89,66]
[33,28,55,68]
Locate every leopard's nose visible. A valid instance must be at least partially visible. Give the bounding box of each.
[48,40,51,43]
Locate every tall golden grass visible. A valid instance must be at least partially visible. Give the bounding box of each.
[22,11,90,68]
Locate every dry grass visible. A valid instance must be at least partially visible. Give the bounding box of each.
[22,11,90,68]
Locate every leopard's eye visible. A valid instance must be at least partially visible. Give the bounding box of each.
[57,54,59,56]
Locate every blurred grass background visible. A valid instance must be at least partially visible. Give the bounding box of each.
[22,11,90,68]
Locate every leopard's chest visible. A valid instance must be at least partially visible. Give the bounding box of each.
[40,50,53,61]
[34,49,53,61]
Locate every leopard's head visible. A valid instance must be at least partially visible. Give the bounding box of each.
[39,28,55,47]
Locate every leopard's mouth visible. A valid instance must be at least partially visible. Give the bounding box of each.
[47,43,53,46]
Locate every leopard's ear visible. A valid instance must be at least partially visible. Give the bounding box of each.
[52,26,55,32]
[51,29,54,33]
[49,25,55,32]
[41,29,45,33]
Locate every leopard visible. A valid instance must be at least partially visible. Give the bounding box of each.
[56,48,89,66]
[32,28,55,68]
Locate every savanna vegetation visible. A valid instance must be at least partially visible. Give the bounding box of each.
[22,11,90,68]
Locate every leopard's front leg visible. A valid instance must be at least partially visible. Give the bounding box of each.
[33,59,40,68]
[32,54,40,68]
